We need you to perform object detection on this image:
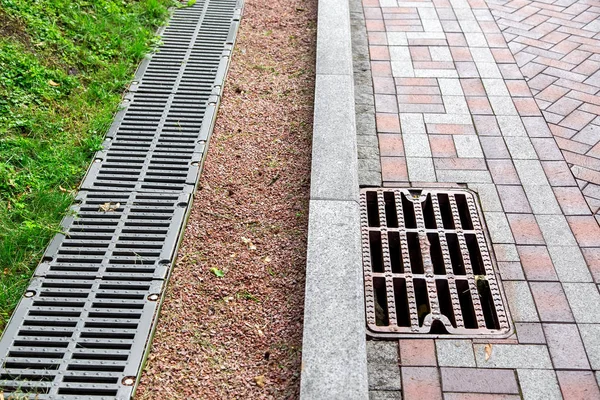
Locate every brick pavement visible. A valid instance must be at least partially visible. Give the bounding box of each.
[486,0,600,217]
[352,0,600,398]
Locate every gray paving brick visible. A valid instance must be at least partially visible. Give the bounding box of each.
[483,211,515,243]
[498,261,526,280]
[543,323,590,370]
[493,243,520,262]
[515,322,546,344]
[441,368,519,394]
[513,160,549,186]
[535,215,577,247]
[579,324,600,370]
[403,134,432,157]
[503,281,539,322]
[497,116,528,136]
[436,170,493,183]
[436,340,476,367]
[400,113,426,134]
[522,185,562,215]
[369,391,402,400]
[406,157,436,182]
[454,135,484,158]
[505,137,538,159]
[367,341,401,391]
[489,96,518,115]
[547,246,593,282]
[468,183,503,212]
[522,116,552,137]
[517,369,562,400]
[474,344,552,369]
[563,283,600,323]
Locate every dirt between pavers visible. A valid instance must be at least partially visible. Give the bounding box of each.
[136,0,316,398]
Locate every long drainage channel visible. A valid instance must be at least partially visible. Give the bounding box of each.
[0,1,242,398]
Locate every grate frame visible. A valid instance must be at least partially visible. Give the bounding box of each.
[360,188,512,339]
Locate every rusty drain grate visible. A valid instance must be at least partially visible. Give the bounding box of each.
[360,188,511,338]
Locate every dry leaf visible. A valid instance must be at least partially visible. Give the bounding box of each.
[254,375,265,388]
[263,256,271,263]
[484,343,493,361]
[241,237,257,250]
[48,80,60,87]
[99,202,120,212]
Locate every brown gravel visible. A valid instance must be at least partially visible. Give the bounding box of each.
[136,0,316,398]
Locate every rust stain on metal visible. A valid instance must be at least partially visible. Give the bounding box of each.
[360,188,511,338]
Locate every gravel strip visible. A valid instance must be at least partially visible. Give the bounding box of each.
[136,0,316,398]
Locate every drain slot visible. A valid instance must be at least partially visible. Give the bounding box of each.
[361,188,511,337]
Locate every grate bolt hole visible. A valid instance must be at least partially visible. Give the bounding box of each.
[42,256,53,262]
[191,162,199,167]
[122,377,135,386]
[148,293,160,301]
[24,290,36,298]
[177,202,188,208]
[94,158,102,163]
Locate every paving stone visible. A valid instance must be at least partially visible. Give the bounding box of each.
[488,160,521,184]
[468,183,503,212]
[566,216,600,247]
[515,322,546,344]
[436,170,493,183]
[530,282,574,322]
[497,261,525,280]
[502,281,539,322]
[582,248,600,283]
[563,283,600,323]
[400,113,426,133]
[381,156,408,182]
[493,243,520,262]
[578,324,600,371]
[556,371,600,400]
[404,134,432,157]
[399,339,437,367]
[454,135,484,158]
[522,185,562,215]
[435,340,476,367]
[401,367,442,400]
[513,160,549,186]
[406,157,436,182]
[547,246,593,283]
[497,115,527,136]
[441,368,519,394]
[369,391,402,400]
[543,323,590,370]
[505,137,538,159]
[479,136,510,159]
[535,214,577,247]
[541,161,578,187]
[517,245,558,281]
[553,187,592,215]
[474,344,552,369]
[367,341,401,391]
[497,185,531,213]
[517,369,562,400]
[483,212,515,244]
[507,214,545,245]
[443,394,520,400]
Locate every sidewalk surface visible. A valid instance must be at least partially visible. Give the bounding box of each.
[350,0,600,398]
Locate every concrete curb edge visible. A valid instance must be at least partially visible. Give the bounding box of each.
[299,0,369,398]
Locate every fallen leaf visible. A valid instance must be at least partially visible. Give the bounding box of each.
[263,256,271,263]
[48,80,60,87]
[254,375,265,388]
[99,202,120,212]
[209,267,224,278]
[241,236,257,250]
[484,343,493,361]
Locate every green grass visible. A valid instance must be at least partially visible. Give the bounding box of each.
[0,0,177,332]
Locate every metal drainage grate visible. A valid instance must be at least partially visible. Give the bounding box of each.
[360,188,511,338]
[0,0,243,398]
[81,0,241,193]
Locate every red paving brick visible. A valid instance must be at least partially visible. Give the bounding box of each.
[557,371,600,400]
[402,367,443,400]
[530,282,574,322]
[517,246,558,281]
[399,339,437,366]
[507,214,545,245]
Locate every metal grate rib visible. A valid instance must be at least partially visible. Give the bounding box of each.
[0,0,243,398]
[360,188,511,338]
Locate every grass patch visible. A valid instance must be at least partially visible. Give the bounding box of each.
[0,0,177,332]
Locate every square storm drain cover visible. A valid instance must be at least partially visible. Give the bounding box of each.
[360,188,511,338]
